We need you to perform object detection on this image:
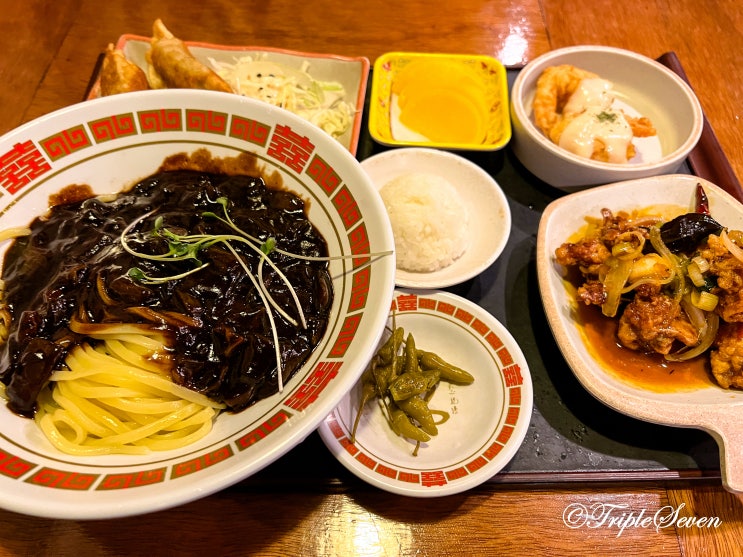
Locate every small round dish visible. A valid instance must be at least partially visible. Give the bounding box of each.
[318,289,533,497]
[360,148,511,288]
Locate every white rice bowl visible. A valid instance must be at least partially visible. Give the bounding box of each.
[379,172,469,272]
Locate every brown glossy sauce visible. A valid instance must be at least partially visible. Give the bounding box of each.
[576,302,714,392]
[48,183,95,206]
[0,154,333,416]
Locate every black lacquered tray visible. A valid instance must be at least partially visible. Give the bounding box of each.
[84,49,739,489]
[242,53,743,489]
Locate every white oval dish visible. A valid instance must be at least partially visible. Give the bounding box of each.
[0,89,395,519]
[360,148,511,288]
[537,174,743,493]
[318,289,533,497]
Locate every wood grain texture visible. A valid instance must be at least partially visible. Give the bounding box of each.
[666,486,743,557]
[0,486,683,556]
[0,1,82,132]
[542,0,743,188]
[18,0,551,126]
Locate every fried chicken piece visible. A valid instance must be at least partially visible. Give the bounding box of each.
[625,114,657,137]
[576,279,606,306]
[699,234,743,322]
[555,237,611,276]
[591,136,636,164]
[555,209,650,275]
[146,19,232,93]
[596,208,658,245]
[617,283,698,354]
[99,43,149,96]
[710,322,743,389]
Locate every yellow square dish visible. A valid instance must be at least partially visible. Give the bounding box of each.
[369,52,511,151]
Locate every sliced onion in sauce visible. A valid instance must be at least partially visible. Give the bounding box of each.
[721,229,743,264]
[665,312,719,362]
[649,226,685,302]
[600,257,633,317]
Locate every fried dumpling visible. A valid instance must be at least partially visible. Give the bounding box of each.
[99,43,150,96]
[146,19,232,93]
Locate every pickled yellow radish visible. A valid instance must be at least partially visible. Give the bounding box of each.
[393,59,486,99]
[398,89,487,144]
[392,59,490,144]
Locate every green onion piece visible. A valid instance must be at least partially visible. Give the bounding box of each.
[687,261,706,288]
[261,237,277,255]
[691,289,719,311]
[691,255,710,274]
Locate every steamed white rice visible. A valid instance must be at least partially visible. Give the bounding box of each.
[379,172,469,272]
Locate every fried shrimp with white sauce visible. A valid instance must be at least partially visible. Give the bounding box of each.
[533,64,598,138]
[533,64,656,163]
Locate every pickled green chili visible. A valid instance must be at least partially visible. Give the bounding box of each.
[350,322,475,455]
[417,350,475,384]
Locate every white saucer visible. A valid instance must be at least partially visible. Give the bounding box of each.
[318,289,532,497]
[360,148,511,288]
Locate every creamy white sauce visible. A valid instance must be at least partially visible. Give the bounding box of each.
[559,106,633,163]
[563,78,613,116]
[558,78,633,163]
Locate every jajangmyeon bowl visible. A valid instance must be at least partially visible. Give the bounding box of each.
[0,89,395,518]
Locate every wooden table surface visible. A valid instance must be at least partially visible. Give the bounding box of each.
[1,1,742,555]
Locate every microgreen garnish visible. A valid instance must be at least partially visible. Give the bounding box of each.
[127,265,207,285]
[261,237,277,255]
[120,195,392,393]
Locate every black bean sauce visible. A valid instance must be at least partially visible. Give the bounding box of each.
[0,169,333,417]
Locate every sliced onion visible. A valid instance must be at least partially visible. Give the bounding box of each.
[622,253,675,293]
[600,257,633,317]
[721,229,743,264]
[611,230,646,260]
[621,275,675,294]
[681,294,707,331]
[649,226,685,302]
[665,312,719,362]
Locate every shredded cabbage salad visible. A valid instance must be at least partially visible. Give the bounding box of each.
[210,56,355,139]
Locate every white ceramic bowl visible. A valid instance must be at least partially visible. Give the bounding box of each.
[511,45,703,190]
[319,289,532,496]
[537,174,743,494]
[360,148,511,288]
[0,89,395,518]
